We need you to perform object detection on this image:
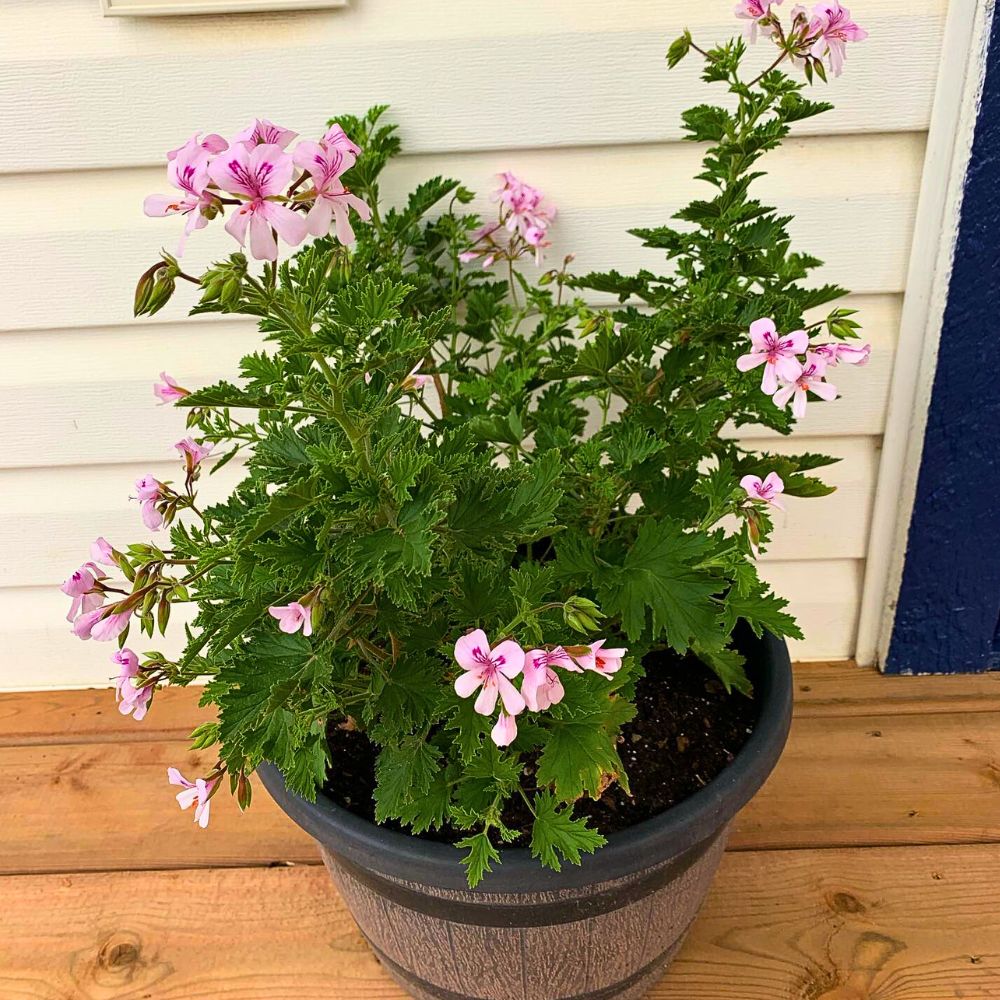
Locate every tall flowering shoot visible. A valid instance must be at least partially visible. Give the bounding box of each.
[69,1,870,887]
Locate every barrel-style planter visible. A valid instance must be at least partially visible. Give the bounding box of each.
[260,630,792,1000]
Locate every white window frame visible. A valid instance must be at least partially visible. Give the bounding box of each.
[102,0,346,15]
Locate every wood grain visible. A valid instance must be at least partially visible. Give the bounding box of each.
[0,844,997,1000]
[794,661,1000,717]
[2,705,999,875]
[732,710,1000,852]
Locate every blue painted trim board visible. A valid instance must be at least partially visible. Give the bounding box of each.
[886,8,1000,673]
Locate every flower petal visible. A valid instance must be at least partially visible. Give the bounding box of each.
[454,629,490,671]
[491,640,526,678]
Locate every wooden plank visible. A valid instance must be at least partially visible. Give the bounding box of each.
[794,660,1000,717]
[0,7,946,173]
[0,844,997,999]
[0,686,210,747]
[0,740,320,874]
[0,439,879,589]
[732,710,1000,851]
[2,706,999,875]
[0,136,922,331]
[660,844,1000,999]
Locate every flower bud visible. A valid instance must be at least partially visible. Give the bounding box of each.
[143,270,176,317]
[235,772,253,812]
[564,596,605,634]
[134,261,166,316]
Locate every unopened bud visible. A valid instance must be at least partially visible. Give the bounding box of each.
[564,596,604,634]
[236,772,253,812]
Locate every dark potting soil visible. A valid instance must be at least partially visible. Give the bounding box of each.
[322,647,757,844]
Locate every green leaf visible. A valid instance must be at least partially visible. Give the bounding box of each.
[457,830,501,889]
[693,642,752,696]
[719,589,803,642]
[599,519,719,650]
[529,792,606,872]
[535,712,627,802]
[374,737,444,823]
[243,477,320,544]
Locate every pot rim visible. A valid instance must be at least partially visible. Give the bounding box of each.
[259,629,792,894]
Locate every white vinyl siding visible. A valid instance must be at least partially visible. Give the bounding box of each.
[0,0,949,687]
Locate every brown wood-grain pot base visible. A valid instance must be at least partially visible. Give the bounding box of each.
[321,835,728,1000]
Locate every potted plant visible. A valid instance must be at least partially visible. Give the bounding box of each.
[62,3,869,997]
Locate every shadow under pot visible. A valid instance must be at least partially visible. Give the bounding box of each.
[259,629,793,1000]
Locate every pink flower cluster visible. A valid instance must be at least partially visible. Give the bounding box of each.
[460,173,557,269]
[736,318,869,419]
[737,0,868,77]
[453,630,626,748]
[144,120,371,261]
[61,538,124,639]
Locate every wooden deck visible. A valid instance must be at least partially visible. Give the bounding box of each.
[2,662,1000,998]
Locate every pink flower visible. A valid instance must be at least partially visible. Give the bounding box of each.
[207,143,308,261]
[113,648,152,721]
[233,118,298,150]
[773,353,838,418]
[521,647,576,712]
[574,639,627,677]
[292,139,371,245]
[735,0,783,42]
[144,137,218,253]
[495,172,556,263]
[318,123,362,158]
[491,711,518,748]
[811,342,870,367]
[400,361,432,391]
[91,537,115,566]
[167,767,218,828]
[73,606,130,642]
[740,472,787,511]
[175,437,212,472]
[167,131,228,161]
[135,475,165,531]
[832,342,871,366]
[453,629,526,718]
[268,602,313,637]
[154,372,190,404]
[91,609,132,643]
[135,475,162,502]
[71,606,106,640]
[808,2,868,76]
[736,319,808,394]
[60,563,104,621]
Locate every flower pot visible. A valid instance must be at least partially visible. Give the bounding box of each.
[259,630,792,1000]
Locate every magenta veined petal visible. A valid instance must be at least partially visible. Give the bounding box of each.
[490,640,526,678]
[454,629,491,671]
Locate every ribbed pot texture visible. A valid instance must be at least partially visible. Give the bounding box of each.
[260,629,793,1000]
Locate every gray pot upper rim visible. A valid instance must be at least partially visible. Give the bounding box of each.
[258,628,793,894]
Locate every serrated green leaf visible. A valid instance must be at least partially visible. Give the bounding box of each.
[529,792,606,872]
